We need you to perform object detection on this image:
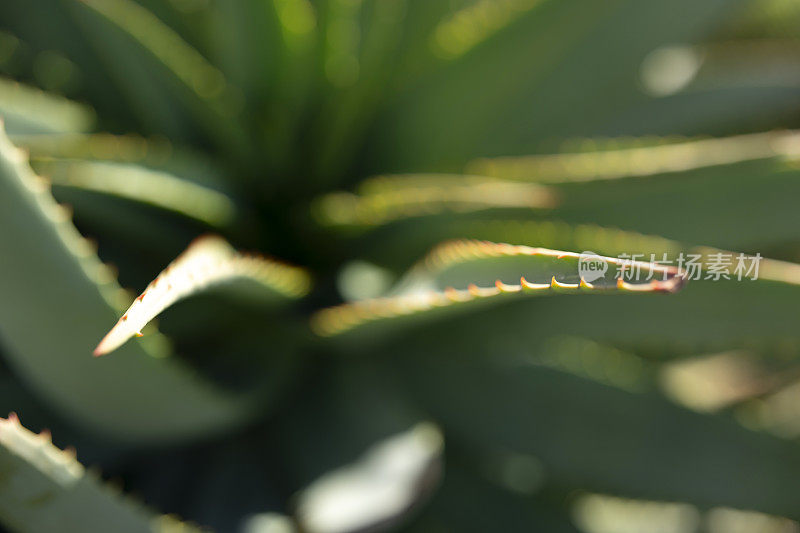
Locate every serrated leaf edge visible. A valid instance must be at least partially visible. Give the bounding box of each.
[95,235,311,356]
[311,240,686,336]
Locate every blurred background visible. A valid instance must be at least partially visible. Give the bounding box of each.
[2,0,800,532]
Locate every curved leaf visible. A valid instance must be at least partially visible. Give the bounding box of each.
[96,235,310,356]
[0,414,197,532]
[356,219,800,357]
[13,132,227,186]
[0,76,94,135]
[70,0,247,156]
[0,124,258,443]
[333,153,800,261]
[466,130,800,183]
[295,422,443,533]
[369,0,739,171]
[32,158,237,227]
[311,241,685,337]
[314,174,556,228]
[391,346,800,519]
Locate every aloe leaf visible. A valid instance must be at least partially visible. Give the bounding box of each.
[31,158,237,227]
[316,216,800,359]
[95,235,310,356]
[0,76,94,135]
[0,124,267,443]
[335,133,800,256]
[17,134,237,249]
[550,161,800,257]
[314,174,556,228]
[74,0,229,106]
[294,422,443,533]
[334,215,692,274]
[466,130,800,184]
[390,346,800,519]
[358,218,800,357]
[0,414,197,532]
[206,0,281,105]
[394,240,685,293]
[485,277,800,360]
[12,132,227,186]
[311,241,685,338]
[56,0,195,141]
[370,0,740,172]
[259,0,318,175]
[311,0,408,183]
[69,0,248,157]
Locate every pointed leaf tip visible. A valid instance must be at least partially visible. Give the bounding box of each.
[94,235,310,356]
[314,240,688,337]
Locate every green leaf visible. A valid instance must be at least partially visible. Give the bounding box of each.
[0,76,94,135]
[74,0,229,105]
[0,414,198,533]
[314,174,556,228]
[294,422,443,533]
[548,161,800,262]
[95,235,310,356]
[390,344,800,518]
[68,0,248,157]
[312,240,685,338]
[13,132,227,186]
[10,132,246,281]
[258,0,318,176]
[335,131,800,259]
[466,130,799,184]
[319,214,800,361]
[0,124,260,443]
[370,0,741,172]
[205,0,281,105]
[311,0,408,184]
[31,157,237,227]
[410,223,800,355]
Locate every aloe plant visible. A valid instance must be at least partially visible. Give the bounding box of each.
[1,0,800,531]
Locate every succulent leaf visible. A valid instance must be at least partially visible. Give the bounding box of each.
[391,347,800,519]
[331,152,800,261]
[32,158,237,227]
[349,219,800,357]
[70,0,247,155]
[2,0,800,530]
[0,123,260,443]
[295,423,443,533]
[95,235,310,356]
[0,414,198,533]
[0,76,94,135]
[13,132,226,186]
[466,130,800,183]
[75,0,230,109]
[371,0,738,171]
[312,241,685,337]
[315,174,556,227]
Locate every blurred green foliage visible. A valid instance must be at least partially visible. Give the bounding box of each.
[1,0,800,532]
